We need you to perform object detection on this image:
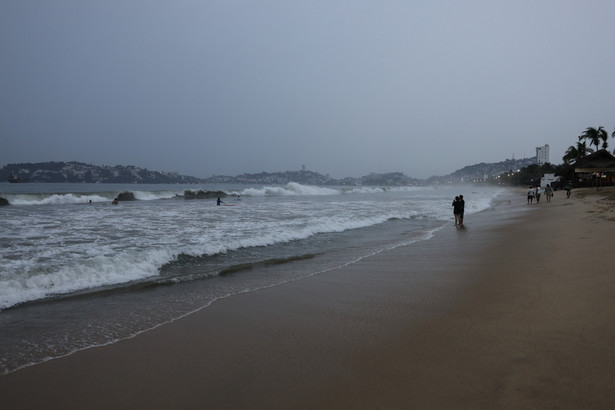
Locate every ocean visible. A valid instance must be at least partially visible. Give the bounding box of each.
[0,182,505,374]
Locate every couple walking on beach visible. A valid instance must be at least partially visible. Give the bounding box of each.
[527,186,539,204]
[452,195,464,227]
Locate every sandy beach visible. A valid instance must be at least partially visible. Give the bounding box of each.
[2,187,615,409]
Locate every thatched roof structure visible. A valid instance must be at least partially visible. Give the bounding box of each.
[575,150,615,174]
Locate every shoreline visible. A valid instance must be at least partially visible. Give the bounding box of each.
[2,187,615,409]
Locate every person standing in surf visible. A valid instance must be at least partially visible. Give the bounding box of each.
[452,196,461,226]
[458,195,465,226]
[216,197,225,206]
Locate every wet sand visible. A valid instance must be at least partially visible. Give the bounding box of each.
[2,187,615,409]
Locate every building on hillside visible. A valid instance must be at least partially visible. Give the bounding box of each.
[536,144,549,165]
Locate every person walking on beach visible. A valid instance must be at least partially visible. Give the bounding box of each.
[527,187,535,204]
[458,195,465,226]
[535,186,542,203]
[566,181,572,198]
[452,196,461,226]
[545,184,553,202]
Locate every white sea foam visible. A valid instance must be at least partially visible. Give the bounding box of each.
[0,182,513,377]
[0,183,505,309]
[343,186,424,194]
[240,182,341,196]
[3,190,183,206]
[132,190,178,200]
[4,193,111,205]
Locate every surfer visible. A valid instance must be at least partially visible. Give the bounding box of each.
[112,197,119,205]
[216,197,224,206]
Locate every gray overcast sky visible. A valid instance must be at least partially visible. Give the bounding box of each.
[1,0,614,179]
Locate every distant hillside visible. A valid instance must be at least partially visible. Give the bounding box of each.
[2,157,539,185]
[204,170,423,186]
[1,162,202,184]
[429,157,537,183]
[204,170,333,185]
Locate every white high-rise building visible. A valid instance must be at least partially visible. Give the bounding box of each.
[536,144,549,165]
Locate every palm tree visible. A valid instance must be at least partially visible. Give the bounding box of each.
[600,126,609,150]
[581,126,608,151]
[562,140,592,165]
